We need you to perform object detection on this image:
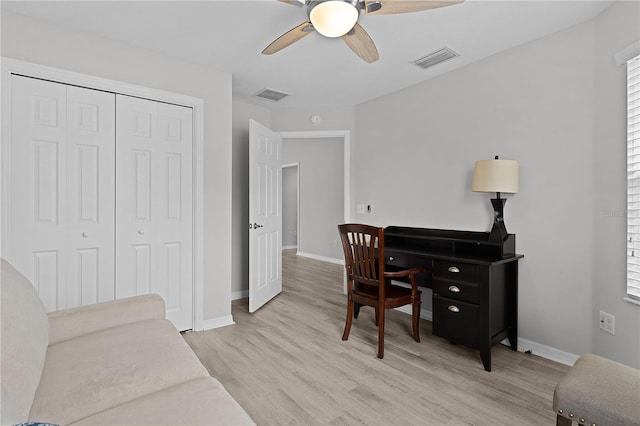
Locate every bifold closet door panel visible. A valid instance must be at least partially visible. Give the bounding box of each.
[115,95,193,331]
[9,76,116,311]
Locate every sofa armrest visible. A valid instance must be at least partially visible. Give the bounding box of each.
[48,294,166,345]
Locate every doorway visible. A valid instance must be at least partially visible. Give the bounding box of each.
[282,163,299,250]
[280,130,350,264]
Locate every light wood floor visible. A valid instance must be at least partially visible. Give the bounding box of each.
[183,250,568,425]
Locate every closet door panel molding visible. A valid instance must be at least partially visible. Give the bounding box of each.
[116,94,194,331]
[8,76,115,311]
[2,58,205,331]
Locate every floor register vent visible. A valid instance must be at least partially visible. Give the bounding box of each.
[253,88,289,102]
[411,47,459,70]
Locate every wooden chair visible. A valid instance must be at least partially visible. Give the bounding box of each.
[338,224,427,359]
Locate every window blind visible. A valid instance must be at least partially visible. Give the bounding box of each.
[627,54,640,300]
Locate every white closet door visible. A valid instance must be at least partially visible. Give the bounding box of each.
[9,75,115,311]
[66,86,116,307]
[115,95,193,331]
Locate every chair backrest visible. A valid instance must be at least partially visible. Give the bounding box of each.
[338,224,385,289]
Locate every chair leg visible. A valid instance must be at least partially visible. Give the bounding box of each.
[377,307,385,359]
[342,297,354,341]
[412,300,421,342]
[556,414,572,426]
[374,306,379,326]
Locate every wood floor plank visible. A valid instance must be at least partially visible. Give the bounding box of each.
[183,250,567,425]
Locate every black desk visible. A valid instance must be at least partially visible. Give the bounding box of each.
[384,226,523,372]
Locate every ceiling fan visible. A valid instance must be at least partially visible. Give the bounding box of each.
[262,0,464,63]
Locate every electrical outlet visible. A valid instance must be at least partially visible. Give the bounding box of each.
[599,310,615,335]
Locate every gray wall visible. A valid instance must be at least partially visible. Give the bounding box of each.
[2,10,234,324]
[231,3,639,366]
[352,1,639,367]
[357,19,596,356]
[592,3,640,367]
[282,166,298,248]
[283,138,344,260]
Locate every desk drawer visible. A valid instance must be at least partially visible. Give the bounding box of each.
[385,251,429,270]
[385,251,431,287]
[433,278,479,304]
[433,260,478,283]
[432,295,478,348]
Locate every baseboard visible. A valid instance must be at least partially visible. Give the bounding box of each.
[232,290,249,300]
[198,315,235,331]
[282,245,297,250]
[296,251,344,265]
[393,308,578,366]
[504,337,579,366]
[395,305,433,321]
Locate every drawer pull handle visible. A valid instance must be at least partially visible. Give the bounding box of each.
[448,285,461,293]
[448,305,460,313]
[448,266,460,273]
[389,256,395,261]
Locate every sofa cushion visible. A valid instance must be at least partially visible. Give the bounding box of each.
[1,259,50,425]
[70,377,255,425]
[48,294,166,345]
[29,319,209,425]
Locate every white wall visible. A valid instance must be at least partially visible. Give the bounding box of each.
[283,138,344,260]
[1,10,234,325]
[271,106,356,133]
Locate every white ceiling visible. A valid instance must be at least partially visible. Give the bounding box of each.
[2,0,614,108]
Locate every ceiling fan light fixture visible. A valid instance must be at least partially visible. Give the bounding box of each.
[309,0,359,38]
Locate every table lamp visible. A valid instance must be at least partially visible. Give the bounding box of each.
[471,155,519,242]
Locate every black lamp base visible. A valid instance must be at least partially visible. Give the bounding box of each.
[489,198,508,243]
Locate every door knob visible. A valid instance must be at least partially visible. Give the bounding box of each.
[253,223,264,229]
[138,230,144,235]
[82,232,89,238]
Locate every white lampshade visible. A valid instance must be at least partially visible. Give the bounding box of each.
[471,159,519,194]
[309,1,359,38]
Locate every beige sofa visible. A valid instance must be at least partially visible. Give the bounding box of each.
[1,259,255,425]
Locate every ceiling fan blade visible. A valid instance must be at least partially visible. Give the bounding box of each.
[342,23,379,63]
[364,0,463,15]
[262,21,314,55]
[278,0,305,6]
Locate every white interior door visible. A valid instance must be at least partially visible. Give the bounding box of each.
[249,119,282,313]
[115,94,193,330]
[9,75,115,311]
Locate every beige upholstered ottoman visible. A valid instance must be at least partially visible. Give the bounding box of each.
[553,354,640,426]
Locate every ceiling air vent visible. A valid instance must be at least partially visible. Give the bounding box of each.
[253,88,289,102]
[411,47,459,70]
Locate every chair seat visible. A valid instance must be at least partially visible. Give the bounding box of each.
[354,283,420,304]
